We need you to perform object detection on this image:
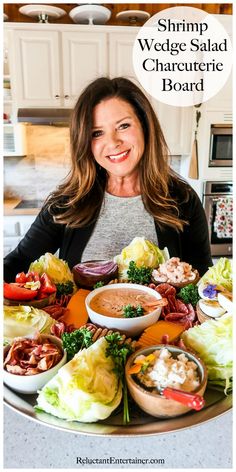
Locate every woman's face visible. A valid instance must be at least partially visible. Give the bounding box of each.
[91,97,145,179]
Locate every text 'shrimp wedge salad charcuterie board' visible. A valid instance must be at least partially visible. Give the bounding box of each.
[3,239,232,436]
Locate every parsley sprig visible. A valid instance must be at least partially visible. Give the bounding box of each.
[127,261,152,285]
[178,283,200,306]
[93,281,105,289]
[56,281,74,296]
[62,327,93,360]
[123,304,144,318]
[105,333,134,424]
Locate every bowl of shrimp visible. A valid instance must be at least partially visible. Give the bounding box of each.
[151,257,199,288]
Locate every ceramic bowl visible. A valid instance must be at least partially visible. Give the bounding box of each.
[125,345,207,418]
[85,283,163,337]
[3,334,67,394]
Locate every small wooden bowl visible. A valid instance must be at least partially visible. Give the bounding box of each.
[151,269,200,289]
[3,292,56,308]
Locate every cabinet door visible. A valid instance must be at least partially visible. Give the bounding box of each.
[151,100,193,156]
[12,30,61,107]
[62,31,108,107]
[109,32,137,81]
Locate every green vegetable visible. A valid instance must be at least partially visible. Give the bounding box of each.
[114,237,169,279]
[123,303,144,318]
[181,313,232,394]
[105,332,134,424]
[36,337,122,422]
[127,260,152,285]
[56,281,74,297]
[62,327,93,360]
[93,281,105,289]
[29,253,76,291]
[200,257,232,292]
[178,284,200,306]
[4,305,55,345]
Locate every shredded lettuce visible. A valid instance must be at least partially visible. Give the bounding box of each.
[200,257,232,292]
[181,313,233,394]
[114,237,169,279]
[4,305,55,345]
[29,252,76,291]
[36,337,122,422]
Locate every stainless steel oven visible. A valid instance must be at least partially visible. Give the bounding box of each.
[209,124,232,167]
[203,181,233,257]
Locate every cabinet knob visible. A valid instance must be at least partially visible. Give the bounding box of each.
[64,95,69,99]
[55,94,60,99]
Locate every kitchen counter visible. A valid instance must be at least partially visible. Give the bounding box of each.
[4,199,41,216]
[4,406,232,468]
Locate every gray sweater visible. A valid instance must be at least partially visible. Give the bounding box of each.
[81,192,158,261]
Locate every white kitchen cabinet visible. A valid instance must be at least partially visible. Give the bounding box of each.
[9,27,108,108]
[4,215,36,257]
[62,31,108,107]
[11,29,61,108]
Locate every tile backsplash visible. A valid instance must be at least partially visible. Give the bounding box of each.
[4,125,71,200]
[25,124,70,157]
[4,124,181,201]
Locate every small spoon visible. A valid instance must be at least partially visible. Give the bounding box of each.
[159,386,205,411]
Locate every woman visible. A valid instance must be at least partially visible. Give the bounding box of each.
[4,77,212,281]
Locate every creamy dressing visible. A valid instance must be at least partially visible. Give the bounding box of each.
[90,288,158,318]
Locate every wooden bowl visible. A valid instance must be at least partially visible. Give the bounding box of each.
[3,292,56,308]
[125,344,208,418]
[151,269,200,289]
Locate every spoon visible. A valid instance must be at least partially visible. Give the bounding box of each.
[159,386,205,411]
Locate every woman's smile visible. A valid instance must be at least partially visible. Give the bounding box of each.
[106,149,130,163]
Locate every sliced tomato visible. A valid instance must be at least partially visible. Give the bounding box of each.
[15,272,28,284]
[40,273,56,294]
[26,271,40,282]
[4,282,38,301]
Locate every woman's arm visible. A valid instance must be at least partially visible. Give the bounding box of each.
[180,189,213,276]
[4,207,64,282]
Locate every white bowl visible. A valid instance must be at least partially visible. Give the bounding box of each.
[85,283,162,337]
[3,335,67,394]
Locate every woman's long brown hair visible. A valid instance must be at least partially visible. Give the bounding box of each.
[46,77,190,231]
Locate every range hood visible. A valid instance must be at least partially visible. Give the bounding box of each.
[17,108,72,125]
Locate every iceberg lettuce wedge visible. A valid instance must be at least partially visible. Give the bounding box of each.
[29,252,76,291]
[200,257,232,292]
[181,313,233,394]
[36,338,122,422]
[114,237,169,279]
[4,305,55,345]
